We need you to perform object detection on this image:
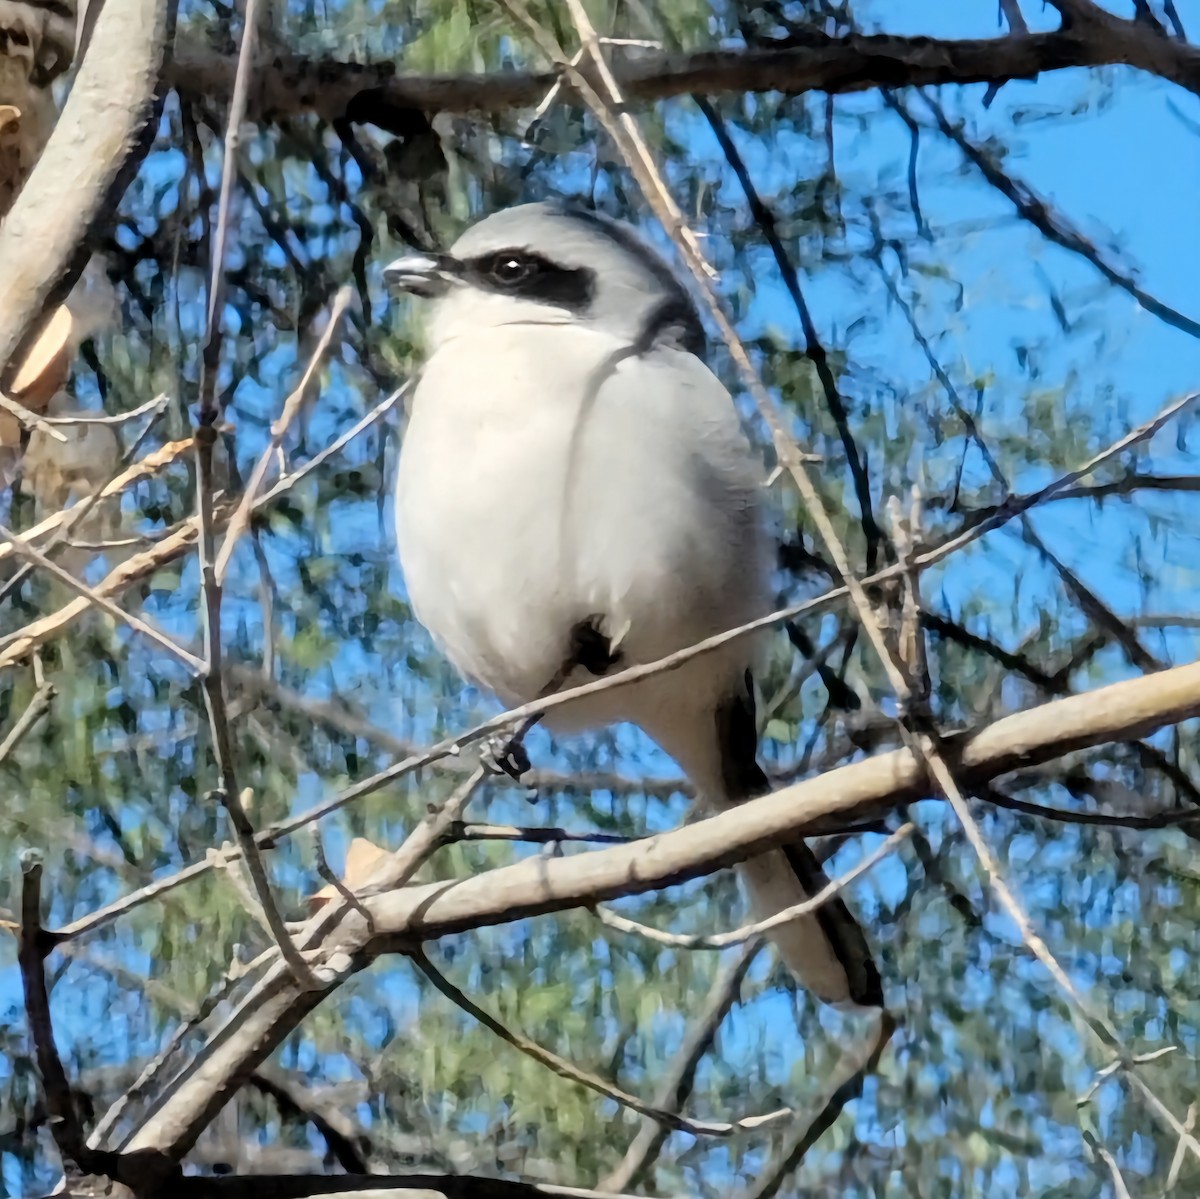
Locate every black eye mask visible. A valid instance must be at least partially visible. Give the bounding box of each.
[461,248,596,312]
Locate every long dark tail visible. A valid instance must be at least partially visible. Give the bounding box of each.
[716,679,883,1009]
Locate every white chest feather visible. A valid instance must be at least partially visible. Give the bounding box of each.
[394,324,770,716]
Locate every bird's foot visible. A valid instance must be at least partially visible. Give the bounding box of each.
[480,732,538,803]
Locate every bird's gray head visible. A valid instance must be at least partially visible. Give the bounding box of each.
[384,202,704,355]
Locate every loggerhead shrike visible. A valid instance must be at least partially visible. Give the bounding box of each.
[385,201,881,1009]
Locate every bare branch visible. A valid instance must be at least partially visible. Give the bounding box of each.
[0,387,402,674]
[1083,1131,1134,1199]
[199,0,264,418]
[0,520,207,672]
[0,679,55,764]
[41,394,169,426]
[248,1068,369,1175]
[162,24,1200,129]
[0,389,68,442]
[0,417,182,609]
[1167,1101,1197,1189]
[695,95,882,565]
[980,784,1200,829]
[450,823,634,846]
[18,852,88,1170]
[215,287,352,583]
[106,648,1200,1164]
[917,89,1200,341]
[97,766,489,1158]
[0,438,191,566]
[187,0,316,991]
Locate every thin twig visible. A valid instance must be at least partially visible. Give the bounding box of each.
[595,824,912,950]
[0,438,191,566]
[41,393,169,425]
[0,401,178,610]
[0,391,68,442]
[980,785,1200,830]
[312,828,375,933]
[736,1012,895,1199]
[1083,1131,1134,1199]
[694,95,882,565]
[0,520,206,672]
[1076,1045,1178,1108]
[450,823,634,845]
[336,766,489,904]
[918,88,1200,341]
[409,945,792,1138]
[214,286,352,583]
[199,0,264,417]
[192,0,313,990]
[0,680,55,765]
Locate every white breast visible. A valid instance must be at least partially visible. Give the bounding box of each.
[394,323,771,733]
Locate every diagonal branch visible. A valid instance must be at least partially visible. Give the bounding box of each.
[0,388,403,675]
[600,940,762,1192]
[914,89,1200,341]
[694,96,882,566]
[0,520,207,672]
[0,0,170,379]
[104,647,1200,1164]
[214,287,352,583]
[736,1012,894,1199]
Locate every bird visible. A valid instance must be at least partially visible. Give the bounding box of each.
[384,201,882,1009]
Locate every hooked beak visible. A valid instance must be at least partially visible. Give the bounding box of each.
[383,253,460,299]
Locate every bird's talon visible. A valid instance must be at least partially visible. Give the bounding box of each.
[481,734,531,783]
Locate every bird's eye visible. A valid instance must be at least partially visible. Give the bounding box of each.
[487,254,537,285]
